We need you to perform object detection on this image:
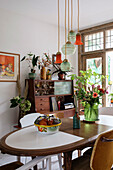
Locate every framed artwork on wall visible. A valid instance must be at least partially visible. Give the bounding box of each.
[0,51,20,82]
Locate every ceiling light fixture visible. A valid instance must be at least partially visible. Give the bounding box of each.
[61,0,75,56]
[68,0,76,44]
[74,0,83,45]
[55,0,62,64]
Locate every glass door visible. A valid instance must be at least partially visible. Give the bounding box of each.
[82,53,105,107]
[106,51,113,106]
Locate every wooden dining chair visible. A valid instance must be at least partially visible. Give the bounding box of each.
[0,161,23,170]
[72,130,113,170]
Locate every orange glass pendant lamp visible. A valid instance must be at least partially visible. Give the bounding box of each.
[55,52,62,64]
[75,32,83,45]
[55,0,62,64]
[74,0,83,45]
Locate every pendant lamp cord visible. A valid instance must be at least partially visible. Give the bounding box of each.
[68,0,69,33]
[71,0,73,30]
[78,0,79,32]
[65,0,67,59]
[58,0,60,52]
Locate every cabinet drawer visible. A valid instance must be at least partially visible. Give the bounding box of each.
[37,103,50,110]
[37,107,49,112]
[36,97,49,103]
[35,97,50,113]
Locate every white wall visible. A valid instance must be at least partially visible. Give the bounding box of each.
[0,9,77,138]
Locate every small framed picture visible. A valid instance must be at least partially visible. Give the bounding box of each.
[0,51,20,82]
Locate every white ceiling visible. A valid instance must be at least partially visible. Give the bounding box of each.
[0,0,113,30]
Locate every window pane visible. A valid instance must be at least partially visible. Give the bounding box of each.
[111,29,113,35]
[106,29,113,49]
[84,32,104,52]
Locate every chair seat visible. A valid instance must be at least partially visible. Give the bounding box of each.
[0,161,23,170]
[72,155,91,170]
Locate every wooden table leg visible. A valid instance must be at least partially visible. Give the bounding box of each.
[64,151,72,170]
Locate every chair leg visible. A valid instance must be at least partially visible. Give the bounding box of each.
[46,157,51,170]
[42,160,44,170]
[78,150,81,157]
[58,153,62,170]
[17,156,20,162]
[32,156,38,170]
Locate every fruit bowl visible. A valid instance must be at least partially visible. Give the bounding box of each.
[34,115,62,134]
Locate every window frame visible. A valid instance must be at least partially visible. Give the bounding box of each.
[78,22,113,110]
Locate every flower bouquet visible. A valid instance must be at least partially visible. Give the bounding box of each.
[70,69,108,121]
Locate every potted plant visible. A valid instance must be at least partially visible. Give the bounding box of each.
[108,93,113,104]
[52,64,73,80]
[21,53,39,79]
[70,69,108,121]
[10,78,31,126]
[10,96,31,119]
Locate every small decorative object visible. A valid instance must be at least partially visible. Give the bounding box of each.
[58,71,65,80]
[41,66,46,80]
[21,53,39,79]
[108,93,113,106]
[73,93,80,129]
[34,115,62,134]
[58,101,61,110]
[70,69,108,122]
[46,69,51,80]
[73,112,80,129]
[38,53,52,80]
[0,51,20,82]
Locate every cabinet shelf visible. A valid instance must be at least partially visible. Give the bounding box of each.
[35,94,73,97]
[26,79,75,118]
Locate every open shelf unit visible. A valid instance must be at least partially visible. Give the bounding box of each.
[26,79,75,118]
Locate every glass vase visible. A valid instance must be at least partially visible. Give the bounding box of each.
[84,103,98,121]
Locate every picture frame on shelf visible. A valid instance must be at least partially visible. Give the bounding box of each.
[0,51,20,82]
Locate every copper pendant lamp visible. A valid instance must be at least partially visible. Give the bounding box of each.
[74,0,83,45]
[68,0,76,44]
[55,0,62,64]
[61,0,75,56]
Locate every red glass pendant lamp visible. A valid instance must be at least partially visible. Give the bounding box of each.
[55,52,62,64]
[55,0,62,64]
[74,0,83,45]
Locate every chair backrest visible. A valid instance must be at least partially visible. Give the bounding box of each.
[99,107,113,115]
[20,113,44,128]
[90,130,113,170]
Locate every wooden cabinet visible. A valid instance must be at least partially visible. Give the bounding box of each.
[26,79,75,118]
